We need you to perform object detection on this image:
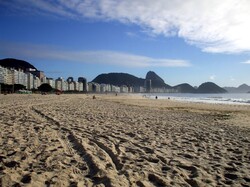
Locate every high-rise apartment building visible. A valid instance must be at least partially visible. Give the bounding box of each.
[78,77,87,92]
[47,78,55,88]
[0,66,6,84]
[55,77,63,91]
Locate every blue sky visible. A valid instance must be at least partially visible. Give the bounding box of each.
[0,0,250,87]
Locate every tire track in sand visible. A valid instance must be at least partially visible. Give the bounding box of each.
[31,108,99,176]
[31,106,130,186]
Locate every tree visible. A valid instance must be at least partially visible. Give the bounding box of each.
[38,83,53,92]
[14,84,26,92]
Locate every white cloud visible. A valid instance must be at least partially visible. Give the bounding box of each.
[209,75,216,80]
[2,0,250,53]
[0,42,190,68]
[125,32,137,38]
[0,0,75,18]
[241,60,250,64]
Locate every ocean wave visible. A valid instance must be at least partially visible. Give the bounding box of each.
[147,93,250,105]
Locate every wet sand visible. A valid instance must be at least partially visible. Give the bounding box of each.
[0,94,250,186]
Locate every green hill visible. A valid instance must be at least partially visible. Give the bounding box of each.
[92,73,145,86]
[0,58,37,71]
[197,82,227,93]
[146,71,171,88]
[173,83,196,93]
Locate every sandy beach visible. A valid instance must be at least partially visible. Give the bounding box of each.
[0,94,250,187]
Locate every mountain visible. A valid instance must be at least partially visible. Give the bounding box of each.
[223,86,236,93]
[0,58,37,71]
[145,71,171,88]
[238,84,250,93]
[224,84,250,93]
[173,83,196,93]
[92,73,145,86]
[146,71,165,83]
[92,72,227,93]
[197,82,227,93]
[92,71,171,88]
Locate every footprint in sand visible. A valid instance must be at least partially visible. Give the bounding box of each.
[21,174,31,184]
[162,166,171,173]
[224,173,238,180]
[148,173,167,186]
[4,160,19,168]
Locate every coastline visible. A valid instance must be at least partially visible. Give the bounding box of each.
[141,93,250,106]
[1,94,250,186]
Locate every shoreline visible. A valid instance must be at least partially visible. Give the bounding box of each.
[140,93,250,106]
[0,94,250,186]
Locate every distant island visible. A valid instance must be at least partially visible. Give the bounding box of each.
[2,58,249,94]
[224,84,250,93]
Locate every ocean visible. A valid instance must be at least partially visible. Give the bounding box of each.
[145,93,250,105]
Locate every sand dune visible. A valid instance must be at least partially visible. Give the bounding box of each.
[0,94,250,186]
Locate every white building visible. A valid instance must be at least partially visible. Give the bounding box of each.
[78,82,84,91]
[68,82,75,91]
[47,78,55,89]
[88,82,100,92]
[0,66,7,84]
[1,66,93,93]
[128,86,134,93]
[41,76,47,84]
[95,83,100,92]
[34,76,41,89]
[27,72,34,90]
[151,88,166,93]
[78,77,87,92]
[62,81,68,91]
[6,69,14,85]
[0,67,37,89]
[74,81,79,91]
[55,77,68,91]
[100,84,108,93]
[106,84,112,92]
[120,85,128,93]
[13,70,28,88]
[13,70,18,85]
[111,85,120,93]
[88,82,93,92]
[55,77,63,91]
[134,86,145,93]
